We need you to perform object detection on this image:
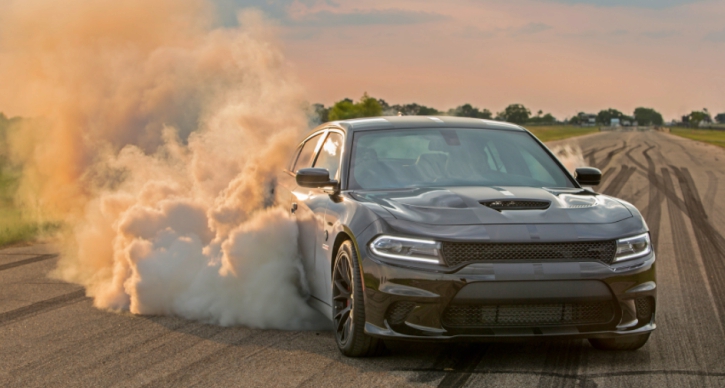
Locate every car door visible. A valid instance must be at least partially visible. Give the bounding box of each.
[288,131,330,303]
[277,142,303,216]
[309,130,345,306]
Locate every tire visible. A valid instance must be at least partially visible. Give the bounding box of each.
[332,240,385,357]
[588,333,651,351]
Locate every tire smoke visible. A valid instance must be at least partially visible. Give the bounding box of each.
[549,144,586,174]
[0,0,327,329]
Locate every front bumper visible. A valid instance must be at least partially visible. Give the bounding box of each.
[360,252,656,341]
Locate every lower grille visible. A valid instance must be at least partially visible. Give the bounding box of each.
[635,297,654,321]
[442,302,615,328]
[386,301,416,325]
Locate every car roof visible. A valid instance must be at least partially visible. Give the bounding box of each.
[310,116,525,137]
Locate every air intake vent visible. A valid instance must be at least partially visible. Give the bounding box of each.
[635,297,654,322]
[385,301,416,325]
[481,200,550,211]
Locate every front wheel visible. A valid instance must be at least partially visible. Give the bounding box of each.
[588,333,651,351]
[332,240,385,357]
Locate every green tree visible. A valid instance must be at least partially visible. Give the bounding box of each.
[311,103,329,124]
[416,105,441,115]
[328,93,383,121]
[568,113,584,125]
[528,112,557,124]
[688,110,712,127]
[377,99,391,112]
[388,102,440,116]
[596,108,625,125]
[715,113,725,124]
[496,104,531,124]
[328,98,355,121]
[633,107,664,126]
[358,93,383,117]
[448,103,492,119]
[540,113,556,124]
[0,112,23,205]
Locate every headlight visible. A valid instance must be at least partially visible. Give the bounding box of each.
[614,233,651,262]
[369,235,442,264]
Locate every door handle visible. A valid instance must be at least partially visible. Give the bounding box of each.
[291,203,298,214]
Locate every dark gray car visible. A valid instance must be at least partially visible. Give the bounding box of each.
[277,116,655,357]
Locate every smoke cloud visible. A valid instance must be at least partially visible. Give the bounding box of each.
[0,0,327,329]
[549,144,586,174]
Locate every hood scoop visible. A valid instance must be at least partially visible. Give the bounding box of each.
[559,194,599,208]
[481,199,551,212]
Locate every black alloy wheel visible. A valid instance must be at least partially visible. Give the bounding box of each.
[332,240,385,357]
[332,248,353,347]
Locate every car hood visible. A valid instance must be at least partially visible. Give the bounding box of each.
[350,186,632,225]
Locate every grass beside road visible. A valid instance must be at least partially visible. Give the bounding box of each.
[0,168,60,247]
[0,208,60,247]
[670,127,725,149]
[0,114,60,247]
[524,125,599,142]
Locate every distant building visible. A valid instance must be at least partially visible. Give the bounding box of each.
[610,118,621,127]
[578,113,597,126]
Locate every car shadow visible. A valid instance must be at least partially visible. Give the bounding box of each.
[139,313,655,384]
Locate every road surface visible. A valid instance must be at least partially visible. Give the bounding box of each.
[2,130,725,387]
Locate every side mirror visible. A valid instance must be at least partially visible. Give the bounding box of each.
[296,168,338,189]
[575,167,602,186]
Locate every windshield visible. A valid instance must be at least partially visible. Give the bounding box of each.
[348,128,575,190]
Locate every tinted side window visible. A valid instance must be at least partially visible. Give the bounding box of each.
[293,133,323,172]
[313,133,343,179]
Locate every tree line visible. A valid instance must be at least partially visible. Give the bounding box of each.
[312,93,550,125]
[312,93,725,127]
[682,108,723,127]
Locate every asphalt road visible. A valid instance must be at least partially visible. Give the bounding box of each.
[2,130,725,387]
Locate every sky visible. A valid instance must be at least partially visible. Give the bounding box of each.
[213,0,725,121]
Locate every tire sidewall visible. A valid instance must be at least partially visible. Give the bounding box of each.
[334,241,366,355]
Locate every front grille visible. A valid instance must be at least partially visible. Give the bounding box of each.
[442,302,615,328]
[440,240,617,266]
[385,301,416,325]
[481,200,550,211]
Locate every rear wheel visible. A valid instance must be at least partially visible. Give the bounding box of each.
[588,333,651,351]
[332,240,385,357]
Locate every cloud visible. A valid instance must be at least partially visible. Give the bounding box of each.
[214,0,339,26]
[458,22,552,40]
[296,0,339,6]
[459,26,498,39]
[513,22,553,35]
[540,0,708,9]
[291,8,448,26]
[641,30,680,39]
[704,28,725,42]
[214,0,291,25]
[457,21,553,40]
[213,1,446,29]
